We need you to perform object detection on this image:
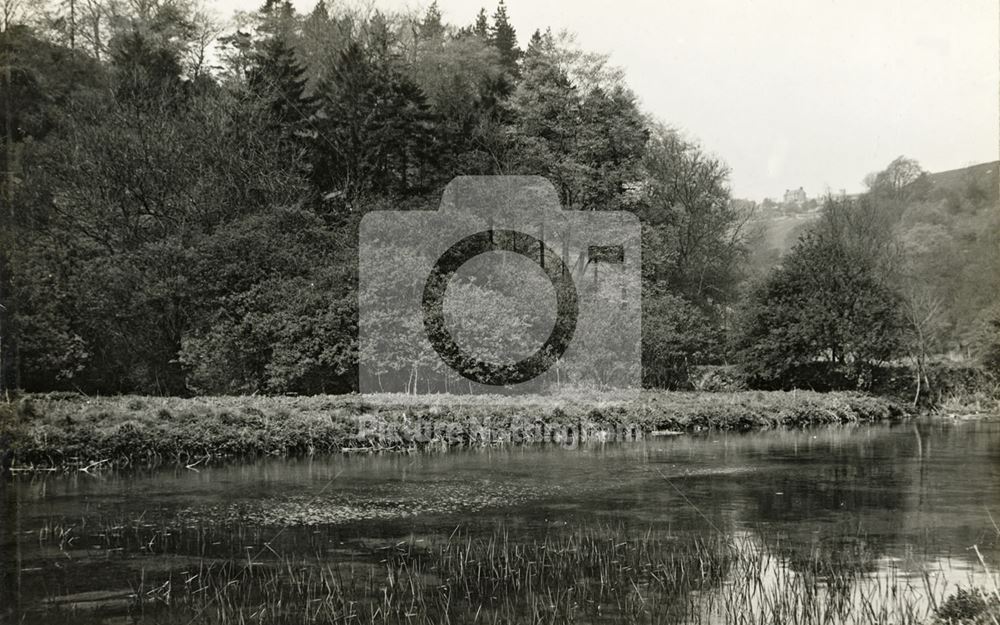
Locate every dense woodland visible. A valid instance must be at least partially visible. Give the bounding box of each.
[1,0,998,397]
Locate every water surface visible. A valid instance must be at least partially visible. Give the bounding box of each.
[2,418,998,622]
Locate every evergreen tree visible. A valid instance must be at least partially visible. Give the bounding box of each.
[259,0,295,31]
[247,34,314,130]
[527,28,544,52]
[472,8,489,38]
[419,1,445,40]
[311,42,438,202]
[489,0,521,76]
[311,0,329,21]
[299,0,351,88]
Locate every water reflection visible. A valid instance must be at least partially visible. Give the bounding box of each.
[1,418,998,623]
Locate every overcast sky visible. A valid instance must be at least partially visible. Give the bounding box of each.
[209,0,998,200]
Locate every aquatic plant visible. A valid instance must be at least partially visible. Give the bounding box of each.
[20,521,997,625]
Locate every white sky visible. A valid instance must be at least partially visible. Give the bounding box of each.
[206,0,999,201]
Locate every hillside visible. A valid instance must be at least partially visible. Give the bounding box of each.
[749,159,999,260]
[747,158,999,352]
[923,160,999,201]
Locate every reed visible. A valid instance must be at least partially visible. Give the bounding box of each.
[23,521,998,625]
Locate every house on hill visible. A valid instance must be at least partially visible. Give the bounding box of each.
[783,187,807,206]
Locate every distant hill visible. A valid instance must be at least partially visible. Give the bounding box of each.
[922,161,999,201]
[748,160,999,259]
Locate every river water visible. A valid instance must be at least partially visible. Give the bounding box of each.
[1,418,998,623]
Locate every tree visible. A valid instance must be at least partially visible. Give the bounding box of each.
[972,304,1000,376]
[418,1,444,41]
[509,33,580,194]
[178,208,356,394]
[489,0,520,76]
[246,31,314,133]
[296,0,352,89]
[879,157,1000,355]
[310,42,438,203]
[471,7,488,38]
[4,0,777,396]
[734,200,905,387]
[639,125,750,312]
[574,85,647,210]
[900,281,945,405]
[2,0,25,32]
[642,290,723,388]
[10,74,307,393]
[405,26,506,176]
[509,32,647,211]
[864,155,927,202]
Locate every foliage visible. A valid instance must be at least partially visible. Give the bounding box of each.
[864,155,928,203]
[509,29,648,212]
[0,1,772,395]
[639,125,750,311]
[853,157,1000,359]
[972,304,1000,375]
[934,588,1000,625]
[642,290,723,388]
[734,198,906,386]
[309,41,438,201]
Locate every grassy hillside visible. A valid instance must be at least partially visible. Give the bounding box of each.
[757,213,817,252]
[923,160,999,201]
[749,159,998,268]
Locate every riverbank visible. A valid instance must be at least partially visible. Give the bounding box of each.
[0,390,909,470]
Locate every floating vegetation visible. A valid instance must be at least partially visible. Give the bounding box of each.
[180,479,567,526]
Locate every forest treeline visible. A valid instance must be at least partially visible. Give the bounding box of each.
[1,0,997,397]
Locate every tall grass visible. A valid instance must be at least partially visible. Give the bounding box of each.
[23,521,997,625]
[3,390,908,470]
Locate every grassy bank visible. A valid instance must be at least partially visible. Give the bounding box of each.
[0,390,908,470]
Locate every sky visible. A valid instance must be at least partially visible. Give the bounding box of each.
[207,0,999,201]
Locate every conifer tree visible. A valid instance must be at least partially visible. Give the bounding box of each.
[472,8,489,38]
[248,35,314,129]
[419,1,445,40]
[489,0,521,76]
[311,42,437,201]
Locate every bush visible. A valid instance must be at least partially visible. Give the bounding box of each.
[642,292,724,389]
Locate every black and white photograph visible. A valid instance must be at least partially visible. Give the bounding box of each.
[0,0,998,622]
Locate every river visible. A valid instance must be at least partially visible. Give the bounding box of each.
[2,418,998,624]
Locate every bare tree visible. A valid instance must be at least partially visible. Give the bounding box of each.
[184,8,221,81]
[865,155,925,200]
[1,0,25,31]
[901,281,945,406]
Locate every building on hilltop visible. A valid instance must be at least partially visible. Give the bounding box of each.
[783,187,807,206]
